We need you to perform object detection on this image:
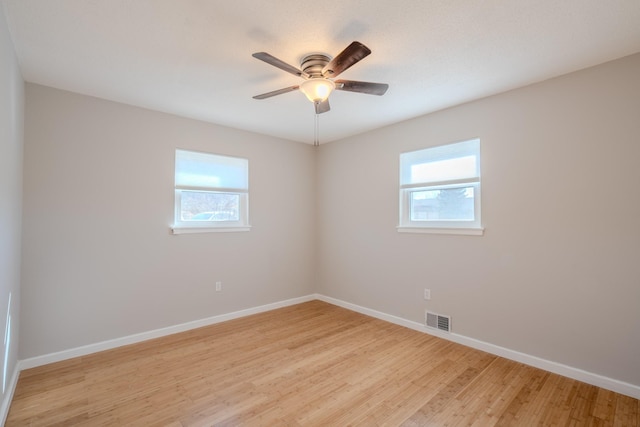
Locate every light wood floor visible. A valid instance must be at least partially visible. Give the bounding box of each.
[6,300,639,426]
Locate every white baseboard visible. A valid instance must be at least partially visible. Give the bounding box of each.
[315,294,640,400]
[20,295,315,370]
[1,363,21,426]
[14,293,640,401]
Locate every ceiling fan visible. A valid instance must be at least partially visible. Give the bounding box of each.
[252,41,389,114]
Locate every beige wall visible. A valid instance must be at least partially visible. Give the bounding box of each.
[317,53,640,386]
[21,85,316,358]
[0,2,23,413]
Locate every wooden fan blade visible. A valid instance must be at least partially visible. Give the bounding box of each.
[314,99,330,114]
[334,80,389,96]
[322,41,371,78]
[253,86,300,99]
[252,52,309,78]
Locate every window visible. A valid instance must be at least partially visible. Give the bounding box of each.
[399,139,482,235]
[172,149,249,233]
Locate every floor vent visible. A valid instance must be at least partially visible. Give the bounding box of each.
[425,311,451,333]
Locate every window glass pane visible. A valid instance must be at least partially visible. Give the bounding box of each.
[411,155,477,183]
[410,187,475,221]
[180,191,240,221]
[175,149,248,189]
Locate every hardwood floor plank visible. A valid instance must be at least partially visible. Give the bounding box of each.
[593,388,617,423]
[613,394,640,426]
[494,366,551,425]
[6,300,639,426]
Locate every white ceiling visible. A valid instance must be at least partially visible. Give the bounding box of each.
[3,0,640,144]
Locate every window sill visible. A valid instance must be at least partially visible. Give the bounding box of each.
[171,226,251,235]
[397,226,484,236]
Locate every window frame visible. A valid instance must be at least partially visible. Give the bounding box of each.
[172,149,250,234]
[398,139,483,235]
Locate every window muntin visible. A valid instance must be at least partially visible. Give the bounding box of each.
[173,149,249,232]
[399,139,482,233]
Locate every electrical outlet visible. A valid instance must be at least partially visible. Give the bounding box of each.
[215,281,222,292]
[424,289,431,300]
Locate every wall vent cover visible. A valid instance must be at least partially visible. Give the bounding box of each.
[425,311,451,332]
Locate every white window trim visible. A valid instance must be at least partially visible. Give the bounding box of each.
[172,225,251,234]
[397,226,484,236]
[398,139,483,235]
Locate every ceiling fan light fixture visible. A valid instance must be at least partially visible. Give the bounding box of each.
[299,78,335,103]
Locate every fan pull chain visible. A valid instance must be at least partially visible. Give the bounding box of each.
[313,111,320,146]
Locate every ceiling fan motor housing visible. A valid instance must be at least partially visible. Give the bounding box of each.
[301,54,331,78]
